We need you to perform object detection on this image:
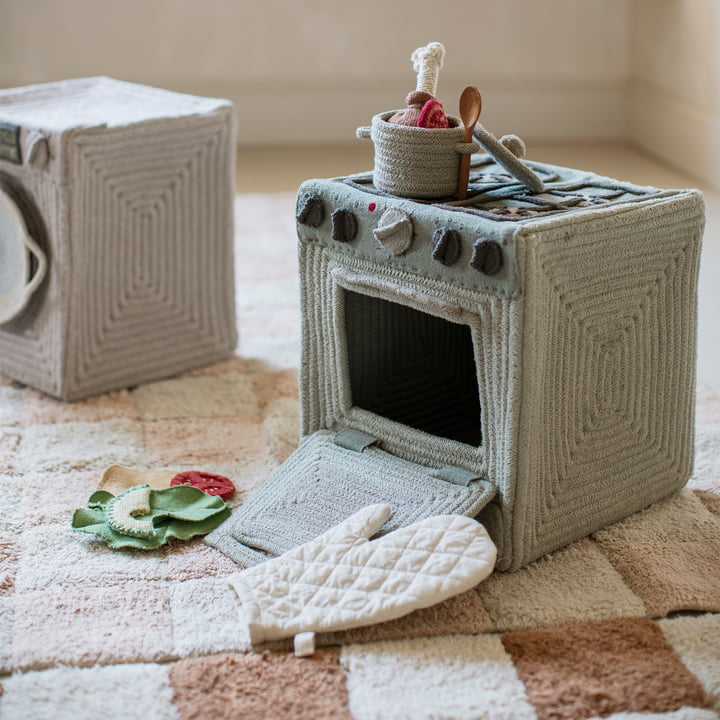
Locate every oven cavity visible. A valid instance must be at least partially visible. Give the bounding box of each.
[343,288,482,446]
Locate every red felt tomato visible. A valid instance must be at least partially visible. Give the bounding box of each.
[170,471,235,501]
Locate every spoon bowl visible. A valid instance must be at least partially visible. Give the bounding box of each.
[457,86,482,200]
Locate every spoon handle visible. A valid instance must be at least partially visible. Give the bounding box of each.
[457,126,473,201]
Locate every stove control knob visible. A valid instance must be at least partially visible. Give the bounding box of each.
[373,207,413,256]
[331,208,358,243]
[432,227,461,266]
[470,239,503,275]
[296,194,324,227]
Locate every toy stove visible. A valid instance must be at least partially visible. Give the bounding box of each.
[208,156,704,572]
[0,77,237,400]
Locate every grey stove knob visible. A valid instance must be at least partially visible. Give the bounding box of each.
[296,194,324,227]
[471,239,503,275]
[373,207,413,256]
[331,208,358,243]
[432,227,461,266]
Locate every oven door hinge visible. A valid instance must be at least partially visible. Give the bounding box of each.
[333,429,481,488]
[334,428,379,453]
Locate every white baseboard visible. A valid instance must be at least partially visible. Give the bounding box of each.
[630,82,720,190]
[188,79,627,146]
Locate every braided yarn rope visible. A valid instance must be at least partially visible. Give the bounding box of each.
[411,42,445,96]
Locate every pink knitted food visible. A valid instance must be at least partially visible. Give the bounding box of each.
[170,471,235,501]
[417,98,449,128]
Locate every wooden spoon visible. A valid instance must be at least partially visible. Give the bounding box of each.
[457,86,482,200]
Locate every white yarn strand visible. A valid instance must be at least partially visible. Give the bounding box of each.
[411,42,445,96]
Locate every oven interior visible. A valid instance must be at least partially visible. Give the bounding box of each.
[343,288,482,446]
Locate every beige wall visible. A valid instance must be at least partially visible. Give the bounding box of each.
[630,0,719,110]
[629,0,720,188]
[0,0,628,143]
[2,0,717,187]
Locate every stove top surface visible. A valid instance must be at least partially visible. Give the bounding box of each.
[343,156,661,223]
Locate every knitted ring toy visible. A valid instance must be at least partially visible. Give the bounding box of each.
[170,471,235,501]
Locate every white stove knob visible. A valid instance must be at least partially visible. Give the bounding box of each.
[373,207,413,256]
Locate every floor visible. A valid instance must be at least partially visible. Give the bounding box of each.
[237,142,720,395]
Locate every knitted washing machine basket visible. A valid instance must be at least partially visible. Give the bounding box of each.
[0,77,237,400]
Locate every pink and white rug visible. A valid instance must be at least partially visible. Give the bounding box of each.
[0,194,718,719]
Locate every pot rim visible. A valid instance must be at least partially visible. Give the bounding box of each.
[373,110,461,132]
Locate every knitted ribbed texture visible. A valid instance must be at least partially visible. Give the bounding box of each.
[205,429,496,566]
[0,77,237,400]
[294,238,521,567]
[510,193,704,566]
[279,169,704,572]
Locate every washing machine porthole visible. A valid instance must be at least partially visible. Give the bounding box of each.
[0,183,48,325]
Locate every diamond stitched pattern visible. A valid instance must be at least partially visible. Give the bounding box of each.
[228,505,497,643]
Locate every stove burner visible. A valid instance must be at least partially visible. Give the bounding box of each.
[344,160,656,223]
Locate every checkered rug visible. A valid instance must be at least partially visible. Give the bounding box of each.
[0,194,719,720]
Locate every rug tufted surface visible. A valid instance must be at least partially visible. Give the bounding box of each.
[0,193,719,719]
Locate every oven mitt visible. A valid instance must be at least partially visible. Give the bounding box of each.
[71,484,231,550]
[227,503,496,649]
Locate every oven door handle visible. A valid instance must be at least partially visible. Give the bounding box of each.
[331,265,469,323]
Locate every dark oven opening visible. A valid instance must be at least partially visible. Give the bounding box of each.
[343,289,482,446]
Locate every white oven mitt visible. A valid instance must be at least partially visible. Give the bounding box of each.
[227,504,496,652]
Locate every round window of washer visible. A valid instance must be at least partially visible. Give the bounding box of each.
[0,184,47,324]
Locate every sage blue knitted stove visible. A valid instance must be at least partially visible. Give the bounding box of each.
[207,155,704,571]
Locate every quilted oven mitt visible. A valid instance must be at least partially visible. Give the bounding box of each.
[71,484,231,550]
[227,504,496,651]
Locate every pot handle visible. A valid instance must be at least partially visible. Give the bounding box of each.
[356,126,372,140]
[473,123,545,193]
[455,141,480,155]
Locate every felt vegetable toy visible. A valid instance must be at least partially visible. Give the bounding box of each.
[71,484,231,550]
[171,470,235,501]
[389,42,450,128]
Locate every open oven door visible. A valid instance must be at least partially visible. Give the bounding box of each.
[205,427,496,567]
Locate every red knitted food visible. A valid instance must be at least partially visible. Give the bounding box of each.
[417,99,449,128]
[170,471,235,501]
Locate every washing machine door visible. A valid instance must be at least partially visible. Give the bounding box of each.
[0,184,47,324]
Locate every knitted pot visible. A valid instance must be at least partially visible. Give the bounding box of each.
[357,111,478,199]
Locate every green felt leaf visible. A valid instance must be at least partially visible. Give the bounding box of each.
[71,485,231,550]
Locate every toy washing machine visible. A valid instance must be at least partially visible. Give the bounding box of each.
[207,154,704,571]
[0,76,237,401]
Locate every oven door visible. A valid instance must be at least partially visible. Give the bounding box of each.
[205,427,496,567]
